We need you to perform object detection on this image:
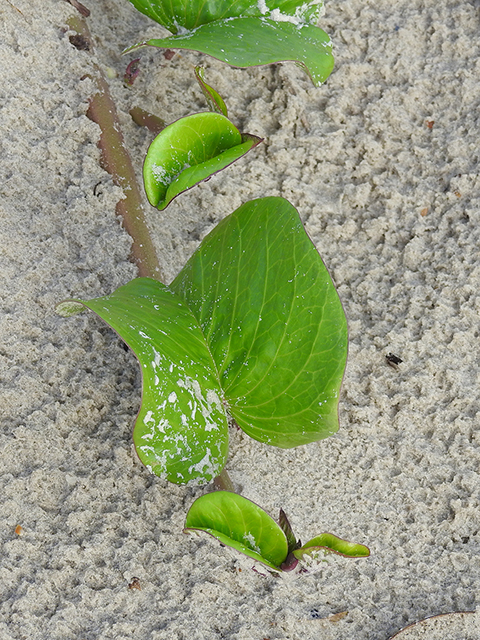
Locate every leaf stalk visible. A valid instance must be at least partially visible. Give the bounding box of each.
[213,469,235,492]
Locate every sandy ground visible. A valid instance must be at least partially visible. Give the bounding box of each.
[1,0,480,638]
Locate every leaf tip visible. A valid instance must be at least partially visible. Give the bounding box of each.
[55,300,86,317]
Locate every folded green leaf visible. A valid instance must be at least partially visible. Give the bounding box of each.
[185,491,288,570]
[143,112,262,210]
[294,534,371,560]
[127,18,334,87]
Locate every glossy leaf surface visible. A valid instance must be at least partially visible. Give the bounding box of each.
[128,0,324,32]
[129,18,333,87]
[57,279,229,485]
[58,197,347,482]
[143,112,261,210]
[185,491,288,570]
[172,197,348,448]
[294,534,370,560]
[126,0,333,86]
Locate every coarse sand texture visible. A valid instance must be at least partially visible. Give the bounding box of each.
[1,1,479,639]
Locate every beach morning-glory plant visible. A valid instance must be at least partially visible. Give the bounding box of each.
[125,0,334,86]
[185,492,369,573]
[58,197,347,484]
[58,196,368,571]
[60,12,368,570]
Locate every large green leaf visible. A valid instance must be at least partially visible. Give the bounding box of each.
[184,491,288,570]
[172,197,347,448]
[143,112,262,210]
[57,279,229,485]
[127,18,333,87]
[58,197,347,482]
[128,0,324,32]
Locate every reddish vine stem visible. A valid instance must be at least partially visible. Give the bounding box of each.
[129,106,165,136]
[67,12,163,281]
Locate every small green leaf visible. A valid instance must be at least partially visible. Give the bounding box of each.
[172,197,348,448]
[143,112,262,210]
[63,278,229,485]
[195,67,228,117]
[130,18,334,87]
[185,491,288,570]
[294,534,370,560]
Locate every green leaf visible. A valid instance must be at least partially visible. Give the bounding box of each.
[128,0,324,32]
[60,278,229,485]
[185,492,369,572]
[143,112,262,210]
[184,491,288,570]
[195,67,228,117]
[294,534,370,560]
[128,18,334,87]
[172,197,348,448]
[59,197,347,482]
